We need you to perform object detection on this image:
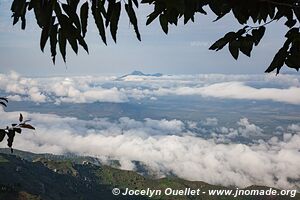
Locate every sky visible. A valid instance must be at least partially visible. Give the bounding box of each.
[0,0,292,76]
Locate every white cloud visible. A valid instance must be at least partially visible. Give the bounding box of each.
[0,109,299,190]
[202,117,218,126]
[1,71,300,105]
[237,118,264,138]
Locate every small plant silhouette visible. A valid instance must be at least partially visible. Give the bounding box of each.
[0,97,35,153]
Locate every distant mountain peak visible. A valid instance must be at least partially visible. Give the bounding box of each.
[130,71,146,76]
[119,71,163,79]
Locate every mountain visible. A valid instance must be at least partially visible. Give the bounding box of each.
[118,71,163,80]
[0,149,298,200]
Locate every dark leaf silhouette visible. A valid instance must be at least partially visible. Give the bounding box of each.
[9,0,300,73]
[7,130,15,148]
[0,97,35,153]
[0,97,8,103]
[19,113,23,123]
[20,124,36,130]
[14,128,22,134]
[80,1,89,38]
[0,102,7,107]
[0,130,6,142]
[125,1,141,41]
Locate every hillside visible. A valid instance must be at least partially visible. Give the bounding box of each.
[0,149,298,200]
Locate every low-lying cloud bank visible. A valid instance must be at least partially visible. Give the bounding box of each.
[1,71,300,104]
[0,109,299,190]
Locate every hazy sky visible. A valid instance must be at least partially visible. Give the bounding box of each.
[0,1,290,76]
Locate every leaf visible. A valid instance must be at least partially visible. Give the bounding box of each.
[0,97,8,103]
[285,19,297,28]
[110,1,121,43]
[78,36,89,53]
[0,102,7,107]
[67,0,80,11]
[132,0,139,8]
[252,26,265,46]
[13,128,22,134]
[145,12,157,25]
[209,32,236,51]
[40,24,50,52]
[125,2,141,41]
[50,24,58,64]
[62,3,81,30]
[19,113,23,123]
[265,47,288,74]
[67,37,78,54]
[91,2,107,45]
[58,28,67,62]
[229,40,240,60]
[80,1,89,38]
[7,130,15,148]
[239,35,253,57]
[0,129,6,142]
[20,124,36,130]
[106,0,116,27]
[159,14,168,34]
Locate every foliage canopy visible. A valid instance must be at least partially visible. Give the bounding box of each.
[10,0,300,73]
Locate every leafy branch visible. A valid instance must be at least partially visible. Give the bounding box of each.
[10,0,300,74]
[0,98,35,153]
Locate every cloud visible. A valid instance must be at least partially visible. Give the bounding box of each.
[201,117,218,126]
[237,118,264,138]
[1,71,300,105]
[183,82,300,105]
[0,109,299,190]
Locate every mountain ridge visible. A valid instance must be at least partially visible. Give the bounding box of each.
[0,149,298,200]
[118,71,163,80]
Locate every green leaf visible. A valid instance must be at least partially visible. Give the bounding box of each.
[229,40,240,60]
[80,2,89,38]
[159,14,168,34]
[125,2,141,41]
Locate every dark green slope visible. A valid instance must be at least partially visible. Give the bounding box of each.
[0,153,146,200]
[0,150,299,200]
